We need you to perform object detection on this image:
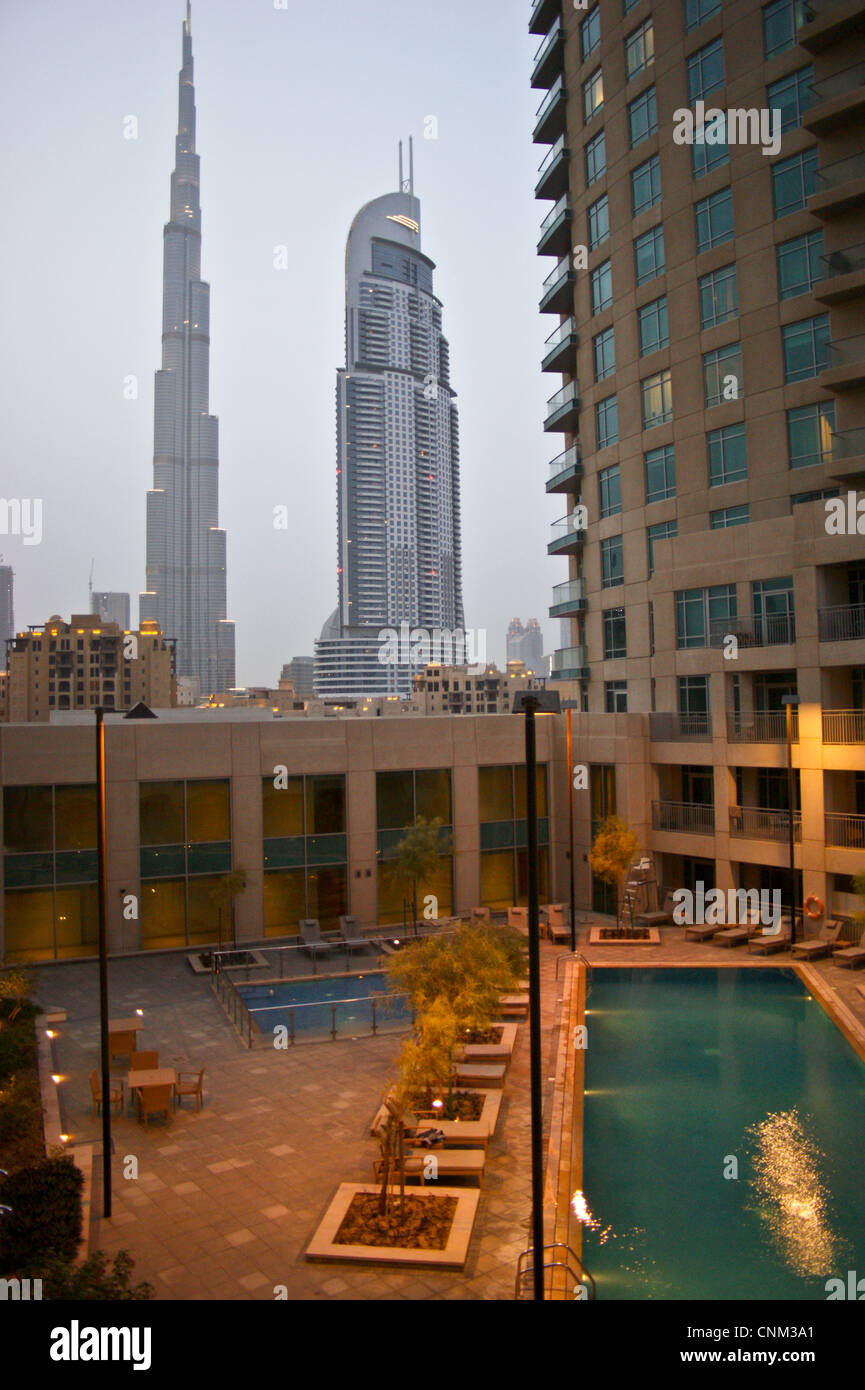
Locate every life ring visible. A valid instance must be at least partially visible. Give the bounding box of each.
[804,895,823,919]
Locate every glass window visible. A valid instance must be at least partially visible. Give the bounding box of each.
[704,342,743,407]
[695,187,733,253]
[626,19,654,79]
[642,369,672,428]
[602,535,624,589]
[632,154,661,215]
[645,444,676,502]
[581,5,601,60]
[688,38,725,103]
[4,888,55,962]
[588,193,610,249]
[753,577,795,641]
[139,781,184,846]
[593,325,616,381]
[305,775,346,834]
[603,608,627,659]
[648,520,678,575]
[263,868,306,938]
[376,770,414,829]
[599,464,622,518]
[782,315,830,382]
[692,130,729,179]
[596,394,619,449]
[639,295,669,355]
[699,264,738,329]
[776,229,824,300]
[186,780,230,843]
[54,786,97,851]
[479,765,514,822]
[3,786,53,852]
[679,675,710,715]
[708,422,748,485]
[585,129,607,185]
[772,147,818,217]
[685,0,721,32]
[591,259,613,314]
[55,884,98,960]
[584,69,604,123]
[711,504,750,528]
[676,585,736,649]
[605,681,628,712]
[481,850,515,911]
[763,0,806,56]
[416,769,452,823]
[141,878,187,951]
[515,764,548,819]
[629,86,658,147]
[787,400,836,469]
[767,66,814,134]
[262,775,303,837]
[634,224,665,285]
[308,864,349,930]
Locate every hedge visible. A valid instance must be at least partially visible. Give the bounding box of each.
[0,1155,83,1274]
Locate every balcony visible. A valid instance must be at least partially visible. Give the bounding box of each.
[538,193,572,258]
[827,425,865,482]
[708,613,796,649]
[535,133,570,201]
[818,602,865,643]
[649,712,713,741]
[822,709,865,743]
[652,801,715,835]
[729,806,802,843]
[542,315,577,373]
[529,0,560,37]
[809,154,865,219]
[544,380,579,432]
[800,0,865,53]
[726,710,799,743]
[821,332,865,390]
[548,512,585,555]
[551,645,590,680]
[803,63,865,134]
[549,578,587,618]
[825,811,865,848]
[546,443,582,493]
[540,255,575,315]
[815,241,865,305]
[534,74,567,145]
[531,16,564,90]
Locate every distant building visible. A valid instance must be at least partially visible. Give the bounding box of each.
[412,660,541,715]
[4,614,176,721]
[91,591,131,630]
[0,566,13,647]
[204,680,298,714]
[506,618,543,672]
[281,657,315,697]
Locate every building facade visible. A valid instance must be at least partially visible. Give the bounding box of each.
[281,656,315,697]
[0,566,13,648]
[412,660,542,714]
[139,8,235,697]
[91,591,131,630]
[506,617,545,670]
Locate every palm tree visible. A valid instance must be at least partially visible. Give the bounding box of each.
[208,868,248,953]
[388,817,450,935]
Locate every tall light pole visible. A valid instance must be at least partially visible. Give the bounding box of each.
[566,706,576,952]
[782,694,801,944]
[95,708,112,1218]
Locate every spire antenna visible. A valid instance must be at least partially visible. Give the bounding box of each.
[186,1,191,34]
[409,136,414,197]
[398,140,404,193]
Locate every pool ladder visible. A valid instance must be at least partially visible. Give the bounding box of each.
[515,1242,596,1300]
[555,949,593,1000]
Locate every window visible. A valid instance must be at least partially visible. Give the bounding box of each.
[699,264,738,329]
[635,224,665,285]
[602,535,624,588]
[629,86,657,147]
[596,394,619,448]
[708,422,747,485]
[768,67,814,134]
[772,147,818,217]
[704,342,743,407]
[642,369,672,428]
[603,607,627,659]
[626,19,654,79]
[591,258,613,314]
[692,130,729,179]
[605,681,628,713]
[645,444,676,502]
[787,400,836,469]
[585,129,606,185]
[676,585,737,648]
[584,69,604,123]
[588,193,610,249]
[594,325,616,381]
[791,487,839,507]
[581,5,601,60]
[648,519,678,575]
[639,295,669,355]
[599,463,622,518]
[711,504,750,528]
[632,154,661,214]
[685,0,721,33]
[782,315,830,382]
[764,0,807,57]
[688,38,725,103]
[776,229,824,300]
[695,187,733,253]
[752,577,795,644]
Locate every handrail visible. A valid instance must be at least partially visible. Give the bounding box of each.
[516,1241,596,1299]
[555,949,593,1000]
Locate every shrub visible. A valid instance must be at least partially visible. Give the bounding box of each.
[0,1156,83,1274]
[36,1249,154,1301]
[0,1020,37,1081]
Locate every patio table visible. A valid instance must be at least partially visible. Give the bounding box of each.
[108,1018,142,1058]
[126,1067,176,1115]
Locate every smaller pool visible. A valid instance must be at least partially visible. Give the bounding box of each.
[236,972,411,1041]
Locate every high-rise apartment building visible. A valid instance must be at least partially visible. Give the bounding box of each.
[281,656,315,697]
[315,148,465,699]
[140,5,235,697]
[532,0,864,908]
[506,617,545,670]
[0,566,13,647]
[91,591,131,630]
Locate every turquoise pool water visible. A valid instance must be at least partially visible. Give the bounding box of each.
[237,972,411,1039]
[580,968,865,1300]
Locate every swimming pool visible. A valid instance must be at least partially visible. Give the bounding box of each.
[580,968,865,1300]
[236,972,412,1041]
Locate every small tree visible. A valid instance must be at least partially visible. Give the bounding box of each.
[388,818,450,936]
[35,1249,154,1301]
[387,926,518,1034]
[589,815,641,937]
[0,970,33,1028]
[208,868,248,952]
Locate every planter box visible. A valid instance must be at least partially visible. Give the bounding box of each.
[587,926,661,946]
[186,949,270,975]
[306,1184,480,1269]
[458,1022,519,1064]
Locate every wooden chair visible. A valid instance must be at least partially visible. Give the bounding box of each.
[138,1084,173,1128]
[131,1050,158,1069]
[174,1066,205,1113]
[90,1069,123,1119]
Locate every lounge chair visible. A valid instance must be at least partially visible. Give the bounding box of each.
[471,907,490,922]
[138,1083,173,1128]
[497,993,529,1018]
[713,923,762,948]
[299,919,335,957]
[374,1144,486,1187]
[833,929,865,969]
[174,1066,206,1112]
[748,925,792,955]
[791,921,843,961]
[638,893,675,927]
[338,915,368,954]
[89,1069,124,1119]
[684,923,721,942]
[547,918,571,944]
[452,1061,506,1089]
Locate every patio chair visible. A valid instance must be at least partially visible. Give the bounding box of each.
[791,921,843,961]
[174,1066,205,1112]
[638,893,675,927]
[338,915,367,954]
[138,1084,173,1128]
[684,923,721,942]
[89,1069,124,1119]
[713,923,762,948]
[548,918,571,944]
[452,1061,506,1089]
[299,919,335,957]
[747,924,792,955]
[833,928,865,970]
[131,1051,159,1070]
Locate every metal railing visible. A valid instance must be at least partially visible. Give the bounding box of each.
[708,612,795,648]
[652,800,715,834]
[544,312,576,352]
[729,806,802,842]
[726,710,799,743]
[555,948,594,1000]
[542,255,572,294]
[532,15,562,70]
[818,603,865,643]
[548,445,581,481]
[550,514,585,545]
[822,709,865,743]
[649,712,712,741]
[825,811,865,849]
[535,73,565,127]
[546,381,579,414]
[831,426,865,462]
[516,1242,595,1300]
[537,133,565,180]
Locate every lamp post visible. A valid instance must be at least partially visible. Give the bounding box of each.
[566,706,576,952]
[514,689,561,1301]
[94,708,112,1218]
[782,694,801,945]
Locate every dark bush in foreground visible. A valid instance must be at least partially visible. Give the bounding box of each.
[36,1249,154,1301]
[0,1156,83,1274]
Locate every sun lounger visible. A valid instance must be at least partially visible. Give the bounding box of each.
[299,919,335,957]
[407,1120,490,1151]
[791,921,843,961]
[638,893,676,927]
[497,993,529,1018]
[714,924,762,948]
[547,919,571,944]
[747,926,792,955]
[403,1148,486,1186]
[452,1062,506,1089]
[684,923,721,942]
[833,929,865,969]
[338,915,368,953]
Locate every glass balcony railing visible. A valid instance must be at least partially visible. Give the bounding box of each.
[552,645,589,675]
[549,513,585,545]
[535,73,565,128]
[833,426,865,460]
[538,133,566,181]
[539,193,571,239]
[550,578,586,611]
[542,255,571,294]
[546,382,579,416]
[547,445,581,485]
[826,333,865,369]
[811,62,865,105]
[820,241,865,278]
[649,713,712,741]
[544,316,576,354]
[814,153,865,193]
[532,16,562,71]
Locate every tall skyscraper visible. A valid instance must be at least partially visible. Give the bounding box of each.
[0,566,13,649]
[506,617,544,671]
[315,145,465,698]
[140,3,235,697]
[91,591,131,630]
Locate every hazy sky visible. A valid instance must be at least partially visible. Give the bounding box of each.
[0,0,564,684]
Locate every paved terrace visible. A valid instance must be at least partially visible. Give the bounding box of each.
[35,924,865,1301]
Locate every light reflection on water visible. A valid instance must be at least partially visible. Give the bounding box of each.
[572,1190,670,1297]
[745,1107,844,1278]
